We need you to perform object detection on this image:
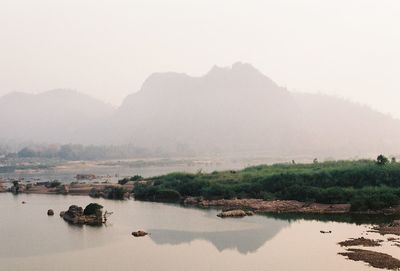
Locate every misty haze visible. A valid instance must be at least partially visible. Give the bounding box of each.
[1,1,400,271]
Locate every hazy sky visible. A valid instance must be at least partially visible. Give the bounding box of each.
[1,0,399,117]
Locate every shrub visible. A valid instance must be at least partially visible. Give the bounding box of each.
[83,203,103,215]
[118,178,130,185]
[154,189,181,202]
[106,187,126,200]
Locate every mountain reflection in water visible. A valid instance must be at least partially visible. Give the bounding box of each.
[149,216,289,254]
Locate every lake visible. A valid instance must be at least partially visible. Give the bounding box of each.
[1,193,399,271]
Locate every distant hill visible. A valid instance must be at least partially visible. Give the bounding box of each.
[0,89,114,144]
[108,62,400,157]
[2,64,400,158]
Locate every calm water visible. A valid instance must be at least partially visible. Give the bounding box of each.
[1,194,399,271]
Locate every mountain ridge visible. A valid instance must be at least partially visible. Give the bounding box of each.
[1,63,400,158]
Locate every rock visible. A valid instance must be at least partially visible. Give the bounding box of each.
[47,209,54,216]
[217,209,247,218]
[132,230,148,237]
[59,211,65,217]
[62,204,104,226]
[183,197,201,205]
[320,230,332,234]
[21,201,26,204]
[245,210,255,216]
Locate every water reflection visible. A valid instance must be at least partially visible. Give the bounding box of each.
[262,212,400,225]
[149,216,289,254]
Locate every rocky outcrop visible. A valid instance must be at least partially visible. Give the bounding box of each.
[185,198,351,214]
[339,249,400,270]
[371,220,400,236]
[338,237,383,247]
[217,209,255,218]
[61,204,104,226]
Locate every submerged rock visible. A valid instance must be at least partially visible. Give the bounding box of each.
[47,209,54,216]
[371,220,400,236]
[132,230,148,237]
[338,237,382,247]
[339,249,400,270]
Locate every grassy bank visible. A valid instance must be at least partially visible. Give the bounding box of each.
[133,158,400,211]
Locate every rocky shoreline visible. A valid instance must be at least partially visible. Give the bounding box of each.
[337,221,400,270]
[184,197,350,214]
[5,181,133,199]
[183,197,400,215]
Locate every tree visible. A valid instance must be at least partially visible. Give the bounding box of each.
[376,154,389,166]
[83,203,103,215]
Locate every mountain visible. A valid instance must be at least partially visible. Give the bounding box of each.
[2,63,400,158]
[0,89,114,144]
[108,62,400,157]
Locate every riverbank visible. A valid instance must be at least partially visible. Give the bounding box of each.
[184,197,350,213]
[133,159,400,213]
[183,197,400,215]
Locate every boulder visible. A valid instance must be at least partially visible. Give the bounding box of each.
[47,209,54,216]
[132,230,148,237]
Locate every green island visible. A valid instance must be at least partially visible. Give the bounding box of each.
[133,155,400,212]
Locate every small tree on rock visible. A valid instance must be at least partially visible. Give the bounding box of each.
[376,154,389,166]
[83,203,103,215]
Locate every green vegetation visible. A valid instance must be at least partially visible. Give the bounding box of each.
[133,157,400,211]
[106,187,126,200]
[89,187,127,200]
[83,203,103,215]
[376,154,389,166]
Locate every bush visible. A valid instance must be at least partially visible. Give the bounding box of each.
[154,189,181,202]
[83,203,103,215]
[118,178,130,185]
[106,187,126,200]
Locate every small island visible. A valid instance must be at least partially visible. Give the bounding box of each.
[132,156,400,215]
[60,203,110,226]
